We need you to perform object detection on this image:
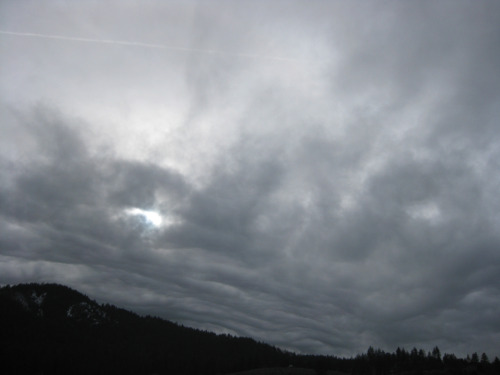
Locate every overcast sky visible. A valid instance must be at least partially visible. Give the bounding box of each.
[1,0,500,358]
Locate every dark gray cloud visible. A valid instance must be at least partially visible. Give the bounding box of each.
[1,0,500,359]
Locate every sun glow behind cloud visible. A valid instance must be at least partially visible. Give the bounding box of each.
[125,208,163,227]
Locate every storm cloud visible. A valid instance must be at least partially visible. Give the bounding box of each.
[1,0,500,358]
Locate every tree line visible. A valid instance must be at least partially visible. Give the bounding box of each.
[0,283,498,375]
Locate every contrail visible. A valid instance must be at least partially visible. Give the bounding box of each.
[0,30,307,63]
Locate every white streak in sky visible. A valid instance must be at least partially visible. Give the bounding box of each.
[0,30,311,63]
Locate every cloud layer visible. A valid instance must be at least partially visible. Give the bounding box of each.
[1,0,500,358]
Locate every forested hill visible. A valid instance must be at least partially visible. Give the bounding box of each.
[0,283,498,375]
[0,283,292,374]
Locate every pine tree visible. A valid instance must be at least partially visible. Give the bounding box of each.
[471,352,479,364]
[432,346,441,361]
[480,352,489,364]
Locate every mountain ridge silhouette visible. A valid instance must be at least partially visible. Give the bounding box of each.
[1,282,497,375]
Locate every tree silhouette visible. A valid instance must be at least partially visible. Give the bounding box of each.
[431,346,441,361]
[480,352,489,365]
[471,352,480,364]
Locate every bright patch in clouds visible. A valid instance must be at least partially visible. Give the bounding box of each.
[125,208,163,227]
[406,201,442,223]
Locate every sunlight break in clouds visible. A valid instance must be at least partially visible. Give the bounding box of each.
[125,208,163,228]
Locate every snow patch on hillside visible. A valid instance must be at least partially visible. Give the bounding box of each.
[31,291,46,306]
[66,302,108,325]
[14,292,29,309]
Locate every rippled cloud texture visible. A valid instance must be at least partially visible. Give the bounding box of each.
[1,0,500,358]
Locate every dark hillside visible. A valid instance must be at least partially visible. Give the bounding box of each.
[0,283,291,375]
[0,283,498,375]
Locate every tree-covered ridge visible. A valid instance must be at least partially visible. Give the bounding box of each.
[0,283,498,375]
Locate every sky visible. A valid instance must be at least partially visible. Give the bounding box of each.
[1,0,500,359]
